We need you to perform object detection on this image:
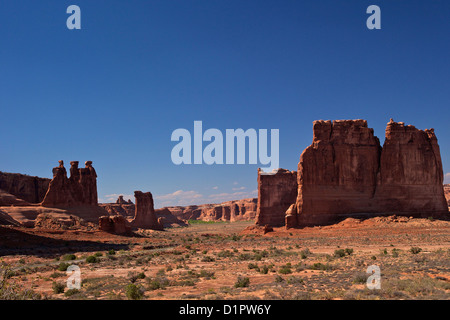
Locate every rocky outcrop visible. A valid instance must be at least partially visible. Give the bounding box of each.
[162,198,257,222]
[41,160,98,207]
[374,120,448,214]
[130,191,163,230]
[286,119,448,228]
[445,185,450,207]
[256,169,297,226]
[99,215,131,234]
[116,195,133,204]
[0,171,50,204]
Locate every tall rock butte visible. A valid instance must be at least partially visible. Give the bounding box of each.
[130,191,164,230]
[256,119,448,228]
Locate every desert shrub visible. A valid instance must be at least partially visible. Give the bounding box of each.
[52,282,65,294]
[234,276,250,288]
[147,277,170,290]
[86,255,99,263]
[57,262,70,271]
[125,283,144,300]
[274,275,284,283]
[410,247,422,255]
[392,248,400,257]
[248,263,259,270]
[50,271,65,278]
[127,271,145,283]
[345,248,354,255]
[300,249,310,259]
[201,256,215,262]
[0,265,42,300]
[352,272,368,284]
[259,265,270,274]
[62,254,77,261]
[286,276,304,285]
[309,262,332,271]
[64,288,80,297]
[94,252,103,257]
[108,249,116,255]
[334,249,346,258]
[278,265,292,274]
[198,270,215,279]
[217,250,234,258]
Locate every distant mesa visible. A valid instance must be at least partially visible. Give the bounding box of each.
[256,119,449,228]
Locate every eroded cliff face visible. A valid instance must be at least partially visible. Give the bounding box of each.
[256,169,297,227]
[374,121,448,214]
[287,119,448,228]
[155,198,257,222]
[130,191,164,230]
[0,171,50,205]
[41,161,98,207]
[445,185,450,207]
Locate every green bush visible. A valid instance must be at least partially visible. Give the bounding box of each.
[310,262,332,271]
[147,277,170,290]
[125,283,144,300]
[64,288,80,297]
[86,255,99,263]
[234,276,250,288]
[57,262,70,271]
[334,249,346,258]
[201,256,215,262]
[52,282,65,294]
[278,265,292,274]
[62,254,77,261]
[410,247,422,254]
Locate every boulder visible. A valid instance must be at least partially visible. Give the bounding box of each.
[99,215,131,234]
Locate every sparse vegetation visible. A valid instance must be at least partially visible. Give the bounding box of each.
[1,218,449,300]
[234,276,250,288]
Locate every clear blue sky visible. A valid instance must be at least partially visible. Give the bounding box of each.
[1,0,449,207]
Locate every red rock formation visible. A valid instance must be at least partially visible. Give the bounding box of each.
[294,120,382,226]
[116,195,132,204]
[130,191,163,230]
[256,169,297,226]
[0,171,50,204]
[285,119,449,228]
[41,160,98,207]
[99,196,187,228]
[161,198,257,222]
[374,120,448,215]
[445,185,450,207]
[99,215,131,234]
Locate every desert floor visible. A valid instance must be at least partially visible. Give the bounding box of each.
[1,216,449,300]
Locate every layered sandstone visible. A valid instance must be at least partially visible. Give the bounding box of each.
[445,185,450,207]
[161,198,257,222]
[373,121,448,214]
[130,191,163,230]
[41,160,98,207]
[0,171,50,204]
[286,119,448,228]
[99,215,131,234]
[256,169,297,226]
